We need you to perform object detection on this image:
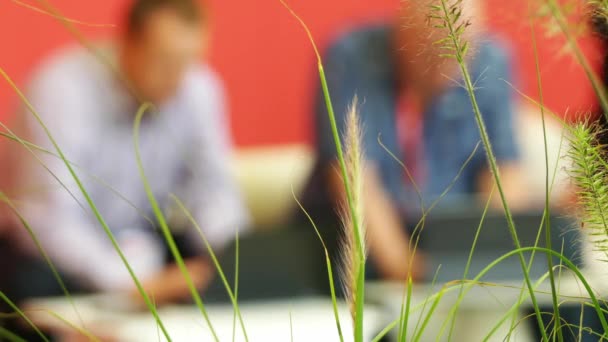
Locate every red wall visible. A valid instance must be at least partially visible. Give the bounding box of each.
[0,0,603,147]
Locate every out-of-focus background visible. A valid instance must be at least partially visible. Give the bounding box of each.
[1,1,608,341]
[0,0,603,147]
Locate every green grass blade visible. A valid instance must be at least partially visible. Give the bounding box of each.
[0,123,89,215]
[169,194,248,341]
[433,1,549,338]
[504,108,567,340]
[544,0,608,116]
[0,326,27,342]
[374,246,608,340]
[277,3,365,340]
[37,309,103,342]
[232,229,240,342]
[442,185,495,341]
[530,11,563,341]
[0,130,156,229]
[292,188,345,342]
[482,272,552,341]
[412,266,444,342]
[378,138,481,342]
[132,105,217,341]
[0,292,48,342]
[11,0,113,27]
[0,67,172,341]
[0,193,85,329]
[397,276,413,342]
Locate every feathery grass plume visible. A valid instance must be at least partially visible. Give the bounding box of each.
[567,121,608,261]
[338,97,366,329]
[589,0,608,24]
[426,0,475,61]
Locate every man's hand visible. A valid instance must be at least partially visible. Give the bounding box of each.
[131,257,213,307]
[60,326,119,342]
[478,163,529,211]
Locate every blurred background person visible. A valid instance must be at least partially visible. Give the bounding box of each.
[6,0,248,310]
[303,0,527,281]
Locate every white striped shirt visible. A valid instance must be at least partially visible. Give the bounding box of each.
[21,43,249,291]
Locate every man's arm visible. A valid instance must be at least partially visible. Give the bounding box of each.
[23,61,152,291]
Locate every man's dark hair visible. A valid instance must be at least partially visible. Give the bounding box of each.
[126,0,204,35]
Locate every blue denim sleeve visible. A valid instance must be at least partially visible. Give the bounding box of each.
[315,34,395,166]
[478,43,520,163]
[315,37,359,164]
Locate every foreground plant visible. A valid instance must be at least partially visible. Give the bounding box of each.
[279,1,367,340]
[339,98,367,336]
[427,0,551,338]
[567,122,608,262]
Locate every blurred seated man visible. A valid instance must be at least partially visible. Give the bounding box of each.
[304,0,525,281]
[11,0,248,305]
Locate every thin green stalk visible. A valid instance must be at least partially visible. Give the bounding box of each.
[0,326,27,342]
[482,271,553,341]
[506,311,576,341]
[507,211,548,337]
[292,189,344,342]
[38,309,102,342]
[544,0,608,116]
[278,2,365,340]
[505,118,567,339]
[0,292,47,342]
[487,243,566,341]
[132,105,218,341]
[433,0,548,339]
[372,247,608,341]
[380,140,481,252]
[443,185,495,341]
[412,267,444,342]
[320,66,366,341]
[578,300,585,341]
[232,229,240,342]
[33,0,142,102]
[11,0,114,27]
[397,276,413,342]
[378,139,481,342]
[0,193,85,330]
[0,123,88,215]
[169,195,248,341]
[530,10,563,342]
[0,130,156,229]
[0,68,171,341]
[414,293,445,342]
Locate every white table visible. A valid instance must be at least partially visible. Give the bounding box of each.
[24,271,608,341]
[25,296,386,341]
